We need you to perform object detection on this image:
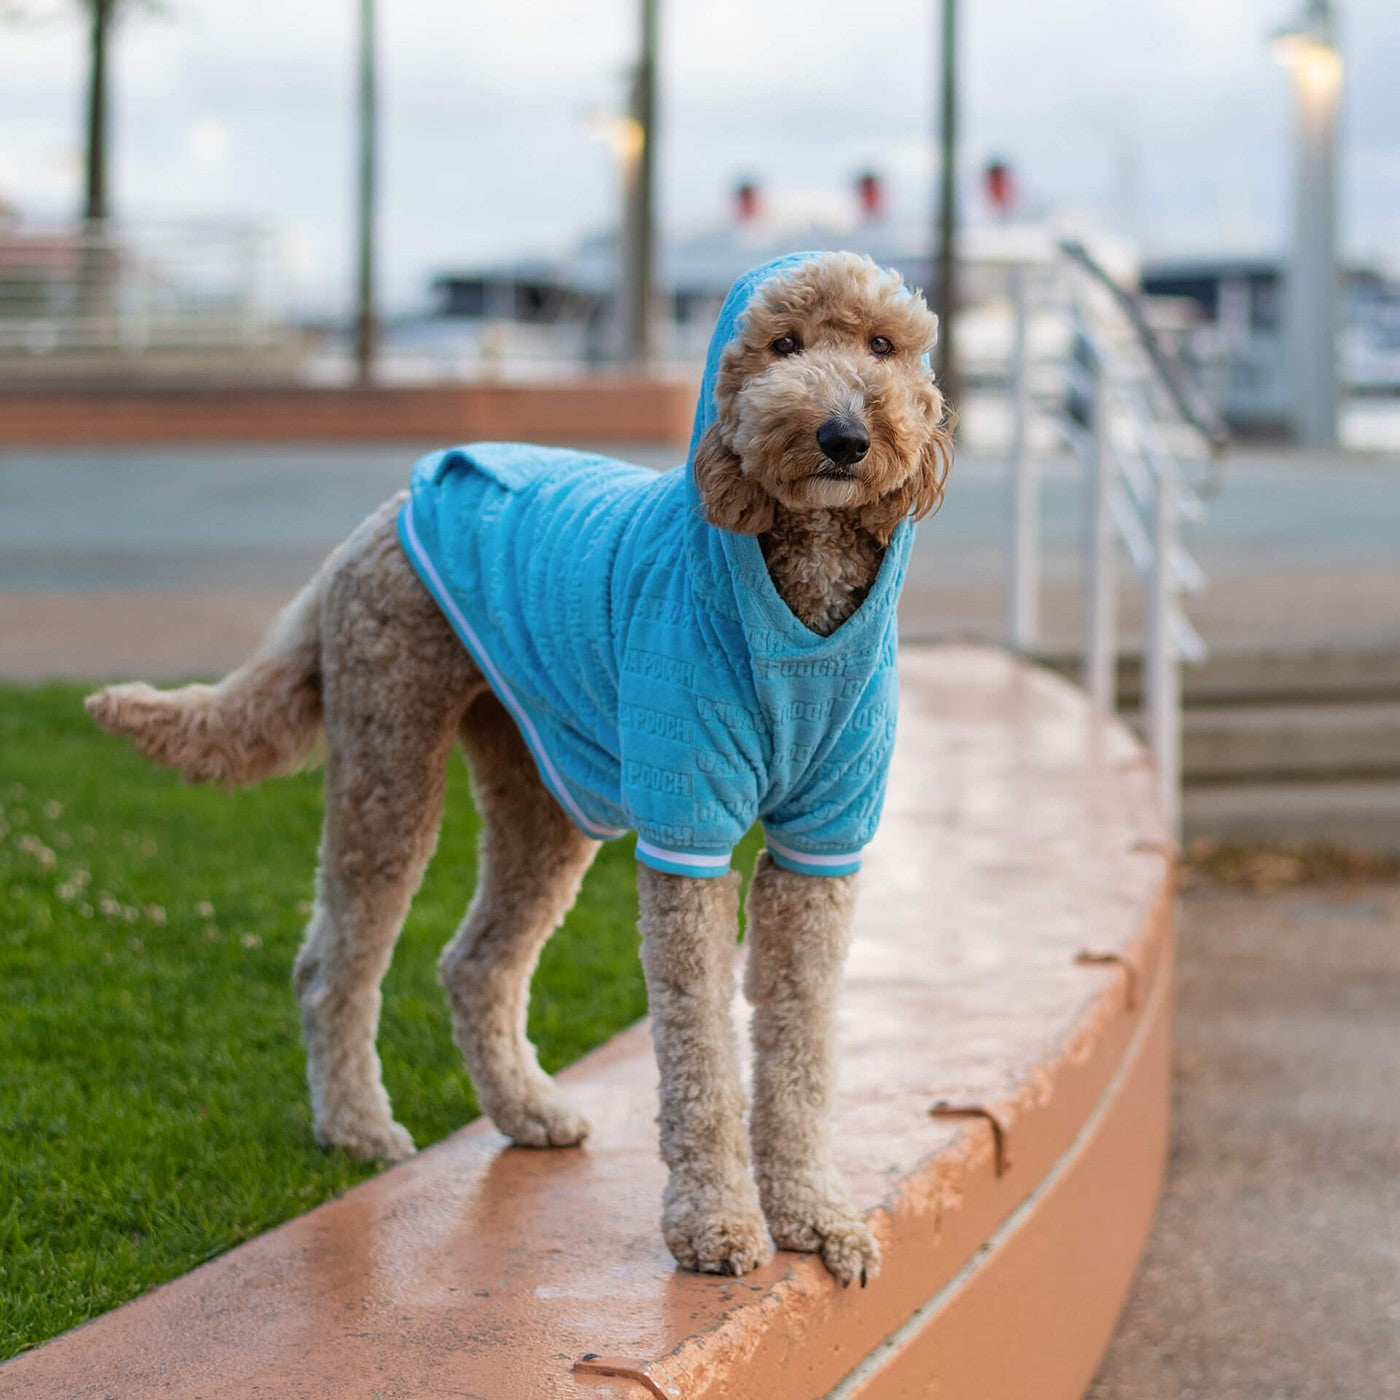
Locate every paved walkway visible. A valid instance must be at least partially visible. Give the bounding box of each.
[1090,879,1400,1399]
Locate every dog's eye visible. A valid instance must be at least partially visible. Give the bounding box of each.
[870,335,895,357]
[770,334,801,357]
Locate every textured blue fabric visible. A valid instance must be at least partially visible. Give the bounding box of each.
[398,253,914,878]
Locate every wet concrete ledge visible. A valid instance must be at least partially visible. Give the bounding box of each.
[0,645,1175,1400]
[0,379,696,447]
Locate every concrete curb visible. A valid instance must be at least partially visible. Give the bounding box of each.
[0,646,1174,1399]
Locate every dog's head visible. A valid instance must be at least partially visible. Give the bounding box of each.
[693,252,953,544]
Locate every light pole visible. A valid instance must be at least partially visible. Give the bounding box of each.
[353,0,378,385]
[620,0,658,368]
[1272,0,1342,447]
[82,0,114,226]
[934,0,960,411]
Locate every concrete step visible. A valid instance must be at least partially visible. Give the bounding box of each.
[1182,701,1400,782]
[1184,780,1400,853]
[1040,646,1400,708]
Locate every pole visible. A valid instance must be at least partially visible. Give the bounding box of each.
[83,0,111,224]
[934,0,960,407]
[79,0,117,336]
[1145,452,1181,834]
[1080,328,1116,712]
[353,0,378,385]
[622,0,658,367]
[1006,267,1038,651]
[1284,4,1340,447]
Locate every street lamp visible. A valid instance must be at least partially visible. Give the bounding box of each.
[1272,0,1342,447]
[585,109,646,363]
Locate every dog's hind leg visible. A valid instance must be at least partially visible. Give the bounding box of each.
[293,516,478,1161]
[743,853,881,1284]
[438,692,598,1148]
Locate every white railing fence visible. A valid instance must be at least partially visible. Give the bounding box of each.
[1001,240,1228,835]
[0,219,286,358]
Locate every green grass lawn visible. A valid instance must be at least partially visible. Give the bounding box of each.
[0,683,761,1362]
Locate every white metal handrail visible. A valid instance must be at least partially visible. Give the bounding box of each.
[1002,244,1226,834]
[0,218,286,358]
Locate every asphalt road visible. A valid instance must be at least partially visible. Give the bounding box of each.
[2,442,1398,680]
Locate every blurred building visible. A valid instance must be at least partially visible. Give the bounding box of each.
[428,173,1137,371]
[1142,256,1400,433]
[426,180,1400,436]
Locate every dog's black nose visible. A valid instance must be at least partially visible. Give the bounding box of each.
[816,417,870,468]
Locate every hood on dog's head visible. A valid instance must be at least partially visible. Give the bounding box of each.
[686,253,936,465]
[686,253,829,466]
[684,253,947,547]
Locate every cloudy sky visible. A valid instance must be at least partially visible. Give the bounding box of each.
[1,0,1396,310]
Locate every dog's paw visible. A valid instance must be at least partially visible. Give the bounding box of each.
[665,1210,771,1277]
[663,1180,771,1276]
[493,1095,591,1149]
[315,1114,416,1163]
[765,1197,882,1287]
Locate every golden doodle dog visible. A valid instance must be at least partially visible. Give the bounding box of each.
[87,251,953,1284]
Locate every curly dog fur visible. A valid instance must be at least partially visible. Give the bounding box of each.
[86,252,953,1284]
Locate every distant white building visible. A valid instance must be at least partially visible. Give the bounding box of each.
[425,177,1400,428]
[429,175,1136,366]
[1141,256,1400,432]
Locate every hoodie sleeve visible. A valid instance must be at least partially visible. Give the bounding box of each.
[759,672,898,878]
[621,692,758,879]
[626,719,758,878]
[617,539,762,879]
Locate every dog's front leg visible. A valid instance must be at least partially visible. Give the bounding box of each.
[744,852,881,1285]
[637,866,770,1276]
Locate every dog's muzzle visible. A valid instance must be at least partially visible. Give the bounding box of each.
[816,416,870,474]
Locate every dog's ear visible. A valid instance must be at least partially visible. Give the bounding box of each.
[859,392,954,544]
[693,425,777,535]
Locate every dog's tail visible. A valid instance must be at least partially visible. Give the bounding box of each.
[86,565,327,787]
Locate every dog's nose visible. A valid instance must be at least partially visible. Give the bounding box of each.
[816,417,870,468]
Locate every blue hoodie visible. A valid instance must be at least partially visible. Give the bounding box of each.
[397,253,914,878]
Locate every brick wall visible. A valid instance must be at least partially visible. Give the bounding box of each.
[0,379,697,447]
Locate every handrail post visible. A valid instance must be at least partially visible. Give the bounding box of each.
[1081,333,1117,710]
[1145,453,1182,834]
[1006,266,1038,652]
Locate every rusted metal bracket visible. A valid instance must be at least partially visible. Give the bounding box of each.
[1076,949,1141,1011]
[929,1100,1012,1177]
[574,1354,677,1399]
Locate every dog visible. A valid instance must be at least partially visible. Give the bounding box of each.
[86,251,953,1284]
